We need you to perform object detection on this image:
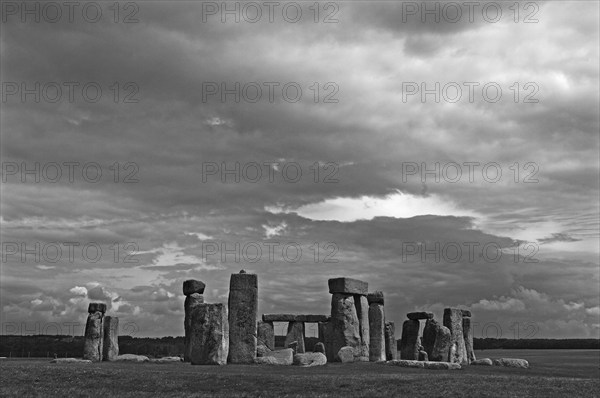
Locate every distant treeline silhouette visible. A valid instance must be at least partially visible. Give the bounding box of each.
[1,335,598,358]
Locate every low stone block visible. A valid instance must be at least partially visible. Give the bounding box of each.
[493,358,529,368]
[115,354,149,362]
[149,356,183,363]
[471,358,493,366]
[384,360,461,370]
[183,279,206,296]
[337,346,354,363]
[407,312,433,320]
[366,291,384,305]
[328,278,368,295]
[50,358,92,364]
[293,352,327,367]
[88,303,107,314]
[254,349,293,365]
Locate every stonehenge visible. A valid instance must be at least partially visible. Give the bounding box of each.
[384,321,397,360]
[189,303,229,365]
[102,316,119,361]
[444,308,468,364]
[228,271,258,364]
[261,314,329,354]
[183,279,205,362]
[367,291,386,362]
[83,303,119,362]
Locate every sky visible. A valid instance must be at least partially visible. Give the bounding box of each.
[1,0,599,340]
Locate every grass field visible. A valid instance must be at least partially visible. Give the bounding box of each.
[1,350,598,397]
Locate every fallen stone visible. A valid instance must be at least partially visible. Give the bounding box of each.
[102,316,119,362]
[328,277,368,295]
[471,358,493,366]
[366,291,384,305]
[313,342,326,354]
[293,352,327,367]
[50,358,92,364]
[407,312,433,320]
[256,344,270,357]
[257,320,275,351]
[254,349,293,365]
[399,320,420,360]
[337,346,354,363]
[384,360,461,370]
[88,303,107,314]
[443,308,468,364]
[462,316,476,363]
[190,303,229,366]
[493,358,530,368]
[115,354,149,362]
[149,356,183,363]
[228,272,258,364]
[83,311,104,362]
[184,293,205,362]
[356,295,370,359]
[418,350,429,361]
[262,314,329,323]
[384,321,397,360]
[330,293,361,360]
[285,322,305,353]
[368,302,386,362]
[183,279,206,296]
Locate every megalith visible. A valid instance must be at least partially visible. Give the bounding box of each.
[399,319,420,360]
[228,271,258,364]
[462,314,476,363]
[102,316,119,361]
[443,308,468,364]
[367,291,385,362]
[384,321,397,360]
[83,303,106,362]
[285,321,306,353]
[190,303,229,365]
[183,280,205,362]
[257,320,275,351]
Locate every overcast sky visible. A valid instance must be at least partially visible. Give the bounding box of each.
[1,1,599,340]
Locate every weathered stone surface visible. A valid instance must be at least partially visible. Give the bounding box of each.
[102,316,119,361]
[318,321,336,361]
[149,356,183,363]
[385,360,461,370]
[183,279,206,296]
[115,354,149,362]
[407,312,433,320]
[356,295,370,359]
[461,310,471,318]
[262,314,329,323]
[471,358,493,366]
[257,320,275,351]
[384,321,397,360]
[462,316,476,363]
[88,303,107,314]
[366,291,384,305]
[443,308,468,364]
[313,342,325,354]
[228,272,258,364]
[190,303,229,366]
[50,358,92,364]
[254,349,293,365]
[431,324,452,362]
[83,312,104,362]
[399,320,420,360]
[285,322,305,354]
[418,350,429,361]
[328,278,368,295]
[293,352,327,367]
[368,303,386,362]
[184,293,205,362]
[422,319,437,358]
[337,346,354,363]
[288,341,298,354]
[256,344,270,357]
[330,293,361,360]
[493,358,530,368]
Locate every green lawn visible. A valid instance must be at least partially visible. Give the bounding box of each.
[1,350,598,397]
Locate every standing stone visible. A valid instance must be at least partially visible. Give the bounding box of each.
[285,322,305,354]
[463,316,476,363]
[443,308,468,364]
[190,303,229,365]
[384,321,397,360]
[399,320,419,360]
[330,293,361,361]
[368,302,385,362]
[431,324,452,362]
[83,311,104,362]
[318,321,336,362]
[102,316,119,361]
[355,295,370,360]
[184,293,204,362]
[257,320,275,351]
[228,272,258,364]
[422,319,440,359]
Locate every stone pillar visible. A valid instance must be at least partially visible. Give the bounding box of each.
[443,308,468,364]
[228,271,258,363]
[83,303,106,362]
[462,311,476,363]
[384,321,397,360]
[190,303,229,365]
[367,291,385,362]
[399,320,419,360]
[284,321,305,353]
[328,277,368,362]
[183,279,205,362]
[102,316,119,361]
[318,321,335,361]
[257,320,275,351]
